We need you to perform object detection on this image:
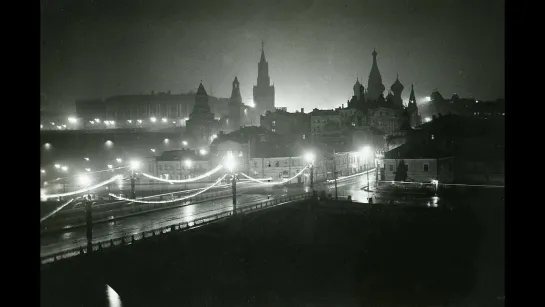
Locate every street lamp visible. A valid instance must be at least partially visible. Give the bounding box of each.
[199,149,207,155]
[225,153,238,215]
[84,157,90,161]
[116,158,123,163]
[150,117,157,123]
[185,159,192,178]
[304,151,315,191]
[360,146,373,190]
[129,160,141,199]
[182,140,188,146]
[54,164,60,169]
[161,117,167,123]
[68,117,77,124]
[61,166,68,172]
[40,169,46,174]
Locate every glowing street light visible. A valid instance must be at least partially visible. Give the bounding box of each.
[184,159,192,168]
[130,160,141,171]
[85,168,91,172]
[44,143,52,150]
[127,120,132,123]
[304,152,315,164]
[150,148,156,153]
[225,152,237,173]
[105,140,113,147]
[425,96,431,102]
[164,138,170,144]
[61,166,68,172]
[424,117,432,123]
[182,140,188,146]
[94,118,100,123]
[90,121,95,124]
[211,134,218,141]
[77,174,91,186]
[68,117,77,124]
[137,119,142,124]
[84,157,90,161]
[161,117,167,123]
[116,158,123,163]
[54,164,60,169]
[62,124,67,128]
[40,124,43,129]
[41,169,46,174]
[150,117,157,123]
[304,151,315,190]
[199,149,207,155]
[107,164,113,169]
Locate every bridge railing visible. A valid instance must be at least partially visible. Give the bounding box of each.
[40,192,313,265]
[41,190,236,231]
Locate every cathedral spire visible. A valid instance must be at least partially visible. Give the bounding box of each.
[409,84,416,105]
[260,41,266,63]
[230,76,242,102]
[367,48,385,102]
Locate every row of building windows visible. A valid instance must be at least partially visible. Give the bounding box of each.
[388,163,430,172]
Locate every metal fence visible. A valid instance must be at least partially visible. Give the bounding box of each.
[40,192,312,265]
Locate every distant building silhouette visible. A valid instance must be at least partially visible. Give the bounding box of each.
[407,84,422,127]
[366,49,386,103]
[253,41,275,116]
[186,82,220,146]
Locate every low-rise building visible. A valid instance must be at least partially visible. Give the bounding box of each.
[145,149,209,180]
[260,108,310,140]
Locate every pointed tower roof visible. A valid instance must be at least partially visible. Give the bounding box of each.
[197,81,207,96]
[409,84,416,104]
[260,41,267,63]
[230,76,242,102]
[353,77,361,89]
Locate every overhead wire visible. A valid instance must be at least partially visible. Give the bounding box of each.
[109,174,228,204]
[141,165,223,184]
[42,175,124,200]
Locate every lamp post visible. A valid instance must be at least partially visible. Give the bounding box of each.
[225,153,237,215]
[333,149,338,200]
[77,174,93,254]
[304,152,315,191]
[129,160,141,199]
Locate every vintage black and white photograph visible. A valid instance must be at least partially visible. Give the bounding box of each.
[40,0,505,306]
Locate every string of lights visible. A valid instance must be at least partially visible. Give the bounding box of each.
[240,167,309,185]
[42,175,124,200]
[141,165,223,184]
[326,167,376,183]
[40,198,75,223]
[109,174,228,204]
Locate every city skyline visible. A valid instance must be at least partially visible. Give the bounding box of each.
[41,0,504,113]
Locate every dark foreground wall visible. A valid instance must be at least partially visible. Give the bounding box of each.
[41,195,503,307]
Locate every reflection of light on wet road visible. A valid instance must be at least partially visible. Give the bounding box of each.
[61,232,73,240]
[106,284,122,307]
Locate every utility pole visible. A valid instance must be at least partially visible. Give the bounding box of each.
[366,156,370,190]
[310,164,314,190]
[232,174,237,215]
[333,149,338,200]
[85,196,93,254]
[130,169,136,199]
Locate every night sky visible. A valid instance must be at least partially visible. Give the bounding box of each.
[41,0,504,113]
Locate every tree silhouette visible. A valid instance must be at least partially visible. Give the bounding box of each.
[394,159,408,182]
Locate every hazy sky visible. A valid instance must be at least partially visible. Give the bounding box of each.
[41,0,504,112]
